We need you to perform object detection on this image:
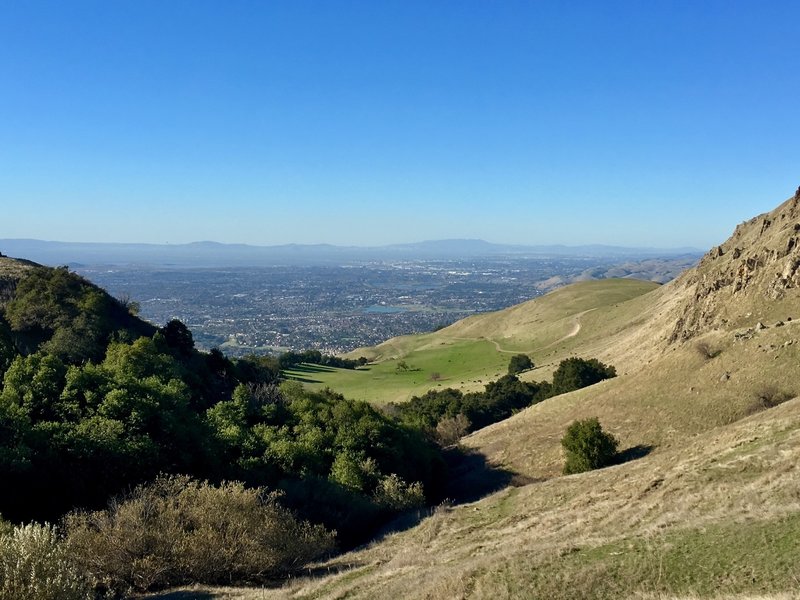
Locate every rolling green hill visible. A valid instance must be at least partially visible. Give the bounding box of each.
[289,278,661,404]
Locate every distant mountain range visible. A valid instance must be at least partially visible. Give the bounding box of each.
[0,238,704,268]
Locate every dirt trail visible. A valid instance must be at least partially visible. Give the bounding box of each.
[452,308,596,355]
[535,307,596,351]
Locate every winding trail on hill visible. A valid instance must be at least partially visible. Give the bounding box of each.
[452,308,597,355]
[541,307,597,349]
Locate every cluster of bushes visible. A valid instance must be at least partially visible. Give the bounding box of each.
[66,476,334,594]
[206,380,444,546]
[0,476,336,597]
[389,356,617,445]
[0,520,91,600]
[0,267,444,552]
[278,349,368,370]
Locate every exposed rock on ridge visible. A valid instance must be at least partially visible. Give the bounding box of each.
[669,189,800,342]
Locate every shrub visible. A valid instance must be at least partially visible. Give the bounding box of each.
[64,475,335,594]
[0,522,91,600]
[561,417,619,475]
[373,474,425,511]
[552,358,616,395]
[695,341,721,360]
[435,414,470,446]
[750,386,793,412]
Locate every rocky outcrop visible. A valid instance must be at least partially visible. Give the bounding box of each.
[668,192,800,342]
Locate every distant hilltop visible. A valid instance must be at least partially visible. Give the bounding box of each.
[0,238,703,268]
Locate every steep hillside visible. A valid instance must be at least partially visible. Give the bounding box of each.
[669,190,800,341]
[465,191,800,479]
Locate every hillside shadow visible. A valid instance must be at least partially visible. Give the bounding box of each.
[283,374,323,383]
[613,444,655,465]
[290,363,337,373]
[441,446,541,502]
[371,447,538,542]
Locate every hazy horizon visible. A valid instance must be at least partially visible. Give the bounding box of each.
[2,2,798,248]
[0,236,705,252]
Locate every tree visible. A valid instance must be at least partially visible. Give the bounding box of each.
[160,319,195,355]
[507,353,533,375]
[561,417,618,474]
[551,357,616,395]
[435,414,470,446]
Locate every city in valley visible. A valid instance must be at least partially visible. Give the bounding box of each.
[77,254,697,356]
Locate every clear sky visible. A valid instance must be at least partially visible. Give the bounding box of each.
[1,1,798,249]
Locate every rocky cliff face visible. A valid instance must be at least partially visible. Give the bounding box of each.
[669,188,800,343]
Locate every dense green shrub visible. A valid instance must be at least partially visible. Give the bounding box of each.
[278,349,367,370]
[4,266,154,362]
[561,417,619,474]
[551,357,616,395]
[0,264,444,558]
[206,381,445,546]
[393,357,614,445]
[65,475,334,594]
[0,522,91,600]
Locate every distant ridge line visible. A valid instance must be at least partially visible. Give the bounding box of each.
[0,238,704,268]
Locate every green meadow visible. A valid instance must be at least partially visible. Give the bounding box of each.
[285,279,661,404]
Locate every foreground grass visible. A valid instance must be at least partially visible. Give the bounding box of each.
[148,396,800,599]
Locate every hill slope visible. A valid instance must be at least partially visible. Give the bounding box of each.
[308,192,800,410]
[193,188,800,599]
[464,191,800,479]
[203,396,800,600]
[297,278,661,404]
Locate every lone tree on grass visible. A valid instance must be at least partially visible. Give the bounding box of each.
[561,417,618,474]
[507,353,533,375]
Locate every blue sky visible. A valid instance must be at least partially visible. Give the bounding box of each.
[1,1,798,248]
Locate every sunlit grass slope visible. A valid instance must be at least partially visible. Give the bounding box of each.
[464,318,800,479]
[150,395,800,600]
[294,279,660,404]
[276,396,800,600]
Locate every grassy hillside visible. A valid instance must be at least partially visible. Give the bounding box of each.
[290,279,661,404]
[148,395,800,600]
[164,190,800,599]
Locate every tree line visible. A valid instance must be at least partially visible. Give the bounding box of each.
[387,355,616,445]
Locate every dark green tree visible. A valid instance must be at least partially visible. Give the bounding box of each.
[551,357,616,395]
[161,319,195,355]
[507,353,533,374]
[561,417,618,474]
